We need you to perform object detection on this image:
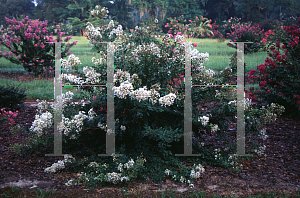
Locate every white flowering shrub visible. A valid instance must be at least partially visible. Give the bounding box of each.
[11,4,287,190]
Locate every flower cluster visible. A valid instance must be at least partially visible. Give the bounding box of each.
[60,73,86,85]
[86,22,102,44]
[58,111,89,139]
[44,154,74,173]
[82,66,101,84]
[29,111,53,137]
[198,116,209,126]
[158,93,176,107]
[131,42,161,63]
[226,23,266,53]
[190,164,205,179]
[113,81,134,99]
[106,172,129,184]
[254,145,267,157]
[165,15,213,38]
[91,5,109,18]
[130,86,152,102]
[0,108,18,130]
[228,98,252,110]
[91,56,106,66]
[114,69,131,84]
[227,155,243,170]
[205,69,215,77]
[211,124,219,132]
[50,91,75,111]
[259,128,268,140]
[60,54,82,71]
[191,49,209,71]
[88,161,100,168]
[116,158,135,172]
[107,20,114,29]
[109,25,124,41]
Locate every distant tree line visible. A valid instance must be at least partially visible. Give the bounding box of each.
[1,0,299,32]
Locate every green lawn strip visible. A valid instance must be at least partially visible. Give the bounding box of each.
[0,77,84,100]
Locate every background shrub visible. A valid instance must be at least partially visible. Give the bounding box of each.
[0,83,27,111]
[252,19,300,118]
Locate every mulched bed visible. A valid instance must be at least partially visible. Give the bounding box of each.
[1,72,300,197]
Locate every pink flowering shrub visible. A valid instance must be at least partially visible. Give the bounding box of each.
[226,24,266,54]
[0,16,77,76]
[0,108,18,131]
[248,18,300,117]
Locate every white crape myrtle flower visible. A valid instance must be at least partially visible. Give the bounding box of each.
[135,26,149,33]
[61,54,82,71]
[106,172,123,184]
[235,98,252,109]
[191,49,209,71]
[63,154,75,163]
[88,108,97,121]
[165,169,171,176]
[86,22,102,44]
[109,25,124,40]
[174,34,184,43]
[92,56,106,65]
[98,122,107,131]
[180,176,185,183]
[228,100,237,105]
[114,69,131,83]
[158,93,176,107]
[35,99,51,115]
[195,164,205,173]
[254,145,267,156]
[117,163,123,172]
[65,180,73,186]
[44,160,65,173]
[58,111,89,138]
[205,69,215,77]
[131,43,161,62]
[30,111,53,136]
[113,80,134,99]
[259,128,268,140]
[149,89,160,104]
[130,86,152,102]
[124,158,134,169]
[108,20,114,29]
[51,91,74,111]
[120,125,126,131]
[60,73,86,85]
[83,66,101,84]
[198,116,209,126]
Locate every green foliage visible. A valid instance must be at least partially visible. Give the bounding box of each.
[108,0,135,29]
[165,15,213,38]
[167,0,205,21]
[0,83,27,111]
[0,0,35,28]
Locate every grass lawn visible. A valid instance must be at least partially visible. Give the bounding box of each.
[0,36,264,100]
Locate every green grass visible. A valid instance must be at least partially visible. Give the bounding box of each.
[0,36,266,99]
[185,38,268,73]
[1,36,268,73]
[0,77,84,100]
